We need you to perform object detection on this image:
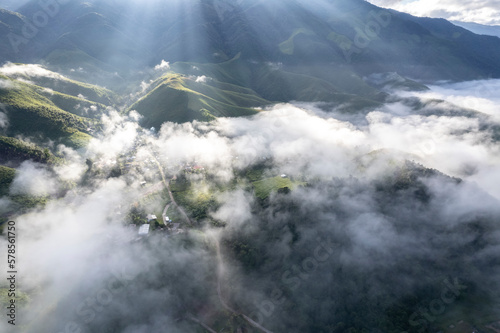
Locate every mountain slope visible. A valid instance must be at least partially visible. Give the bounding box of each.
[0,135,60,166]
[0,65,117,148]
[452,21,500,38]
[129,73,262,126]
[0,76,94,148]
[2,0,500,82]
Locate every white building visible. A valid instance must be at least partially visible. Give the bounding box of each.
[138,224,150,236]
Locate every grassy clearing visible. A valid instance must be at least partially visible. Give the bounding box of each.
[170,177,221,222]
[253,176,306,200]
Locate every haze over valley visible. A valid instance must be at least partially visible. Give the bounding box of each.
[1,1,500,332]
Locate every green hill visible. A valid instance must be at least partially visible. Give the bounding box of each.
[0,66,118,105]
[172,57,383,112]
[0,136,60,165]
[129,73,262,127]
[37,88,107,119]
[0,75,94,148]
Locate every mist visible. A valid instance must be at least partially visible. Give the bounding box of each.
[1,78,500,332]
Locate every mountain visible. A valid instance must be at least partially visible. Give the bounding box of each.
[1,0,499,166]
[2,0,500,82]
[452,21,500,39]
[0,64,118,148]
[1,0,499,127]
[1,0,500,143]
[2,2,500,333]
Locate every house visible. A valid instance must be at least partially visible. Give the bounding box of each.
[281,174,288,178]
[147,214,157,222]
[138,224,150,236]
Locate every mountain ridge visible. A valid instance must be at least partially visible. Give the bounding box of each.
[1,0,500,82]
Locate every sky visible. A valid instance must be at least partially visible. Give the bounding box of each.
[367,0,500,25]
[0,0,30,10]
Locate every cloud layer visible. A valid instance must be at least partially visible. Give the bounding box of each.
[1,78,499,332]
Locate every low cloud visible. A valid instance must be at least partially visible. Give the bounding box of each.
[0,63,66,80]
[0,78,15,89]
[0,104,8,130]
[407,79,500,121]
[9,161,59,196]
[1,77,500,332]
[154,60,170,71]
[86,110,140,159]
[195,75,210,83]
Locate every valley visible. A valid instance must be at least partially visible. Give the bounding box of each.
[1,1,500,332]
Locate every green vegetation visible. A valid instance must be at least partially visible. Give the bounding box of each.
[129,188,171,223]
[43,48,119,80]
[0,287,30,308]
[2,2,500,331]
[0,165,15,196]
[37,88,107,118]
[63,130,93,149]
[171,57,383,114]
[2,68,117,105]
[129,73,260,126]
[10,195,49,210]
[0,136,61,164]
[171,177,219,221]
[0,77,94,148]
[253,176,306,200]
[0,167,49,226]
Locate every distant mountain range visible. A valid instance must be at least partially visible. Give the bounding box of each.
[2,0,500,136]
[452,21,500,38]
[1,0,500,81]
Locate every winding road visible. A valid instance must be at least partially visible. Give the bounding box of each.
[187,315,218,333]
[214,236,275,333]
[151,152,273,332]
[152,157,193,226]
